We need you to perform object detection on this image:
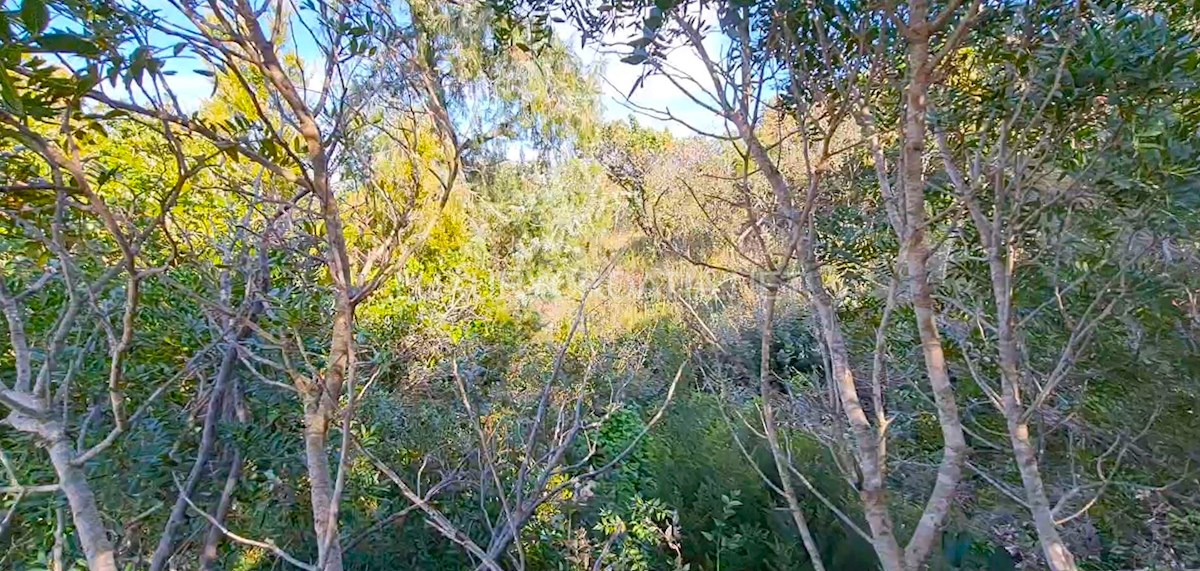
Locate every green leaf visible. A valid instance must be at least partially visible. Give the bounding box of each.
[128,46,150,87]
[0,68,23,116]
[0,11,11,42]
[629,35,653,49]
[21,0,49,35]
[37,33,99,55]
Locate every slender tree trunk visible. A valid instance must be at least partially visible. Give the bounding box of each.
[998,339,1078,570]
[48,437,117,571]
[200,448,243,570]
[733,105,907,571]
[53,506,65,571]
[898,13,968,567]
[991,258,1079,571]
[304,403,344,571]
[306,304,353,571]
[235,12,354,569]
[800,247,906,571]
[759,286,827,571]
[149,341,240,571]
[1005,399,1078,570]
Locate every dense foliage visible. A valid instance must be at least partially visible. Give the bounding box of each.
[1,0,1198,570]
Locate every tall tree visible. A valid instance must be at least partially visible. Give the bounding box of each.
[556,0,981,568]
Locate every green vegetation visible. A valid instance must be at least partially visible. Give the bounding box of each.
[1,0,1198,570]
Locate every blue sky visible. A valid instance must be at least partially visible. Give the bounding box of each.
[122,1,725,138]
[552,9,726,138]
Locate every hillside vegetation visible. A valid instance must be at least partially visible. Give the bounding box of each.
[0,0,1198,569]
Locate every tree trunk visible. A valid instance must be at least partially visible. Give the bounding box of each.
[237,13,353,569]
[897,13,968,567]
[801,248,906,571]
[48,438,117,571]
[304,405,344,571]
[734,103,907,570]
[149,341,239,571]
[991,259,1079,571]
[728,62,908,571]
[759,287,827,571]
[305,303,353,571]
[1005,401,1079,571]
[53,506,65,571]
[200,448,243,570]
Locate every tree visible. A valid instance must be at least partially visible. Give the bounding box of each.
[567,0,981,568]
[931,2,1200,568]
[1,6,217,558]
[4,0,1198,568]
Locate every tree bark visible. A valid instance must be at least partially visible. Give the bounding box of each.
[305,304,354,571]
[1006,400,1078,570]
[237,10,354,568]
[304,404,344,571]
[897,10,968,566]
[800,245,906,571]
[48,437,117,571]
[149,340,239,571]
[200,448,244,570]
[997,326,1078,570]
[53,506,65,571]
[759,286,827,571]
[990,255,1079,571]
[730,102,907,571]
